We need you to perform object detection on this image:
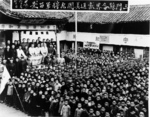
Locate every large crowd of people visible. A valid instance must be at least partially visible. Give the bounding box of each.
[0,38,149,117]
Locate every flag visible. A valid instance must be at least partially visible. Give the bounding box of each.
[0,65,11,94]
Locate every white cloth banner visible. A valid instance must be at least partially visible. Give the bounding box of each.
[83,42,99,49]
[0,65,11,94]
[29,56,43,66]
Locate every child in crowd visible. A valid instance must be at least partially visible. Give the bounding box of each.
[0,47,148,117]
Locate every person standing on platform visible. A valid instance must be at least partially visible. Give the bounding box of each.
[41,43,48,63]
[64,54,71,65]
[29,43,36,57]
[16,45,27,73]
[10,44,17,60]
[14,40,18,49]
[16,45,27,60]
[4,45,11,60]
[35,37,41,47]
[53,45,57,56]
[23,45,29,57]
[16,41,21,49]
[26,38,30,48]
[35,43,42,56]
[2,59,8,68]
[42,39,46,43]
[6,40,11,47]
[46,39,50,48]
[31,39,36,46]
[52,55,57,67]
[48,45,55,55]
[21,38,27,51]
[44,53,51,65]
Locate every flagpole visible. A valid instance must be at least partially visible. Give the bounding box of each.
[55,26,60,58]
[13,83,25,112]
[75,11,77,55]
[74,11,78,69]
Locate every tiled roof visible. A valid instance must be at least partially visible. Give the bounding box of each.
[0,0,150,23]
[0,0,73,20]
[69,5,150,23]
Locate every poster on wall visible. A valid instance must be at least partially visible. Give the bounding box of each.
[83,42,99,49]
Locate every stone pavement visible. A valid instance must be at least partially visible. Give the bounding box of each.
[0,103,29,117]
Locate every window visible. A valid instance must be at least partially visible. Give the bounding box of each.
[30,31,32,35]
[46,32,49,34]
[36,32,38,35]
[24,31,26,34]
[41,32,44,34]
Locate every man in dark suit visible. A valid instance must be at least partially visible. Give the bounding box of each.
[10,44,17,60]
[7,58,16,77]
[15,58,21,77]
[21,38,27,50]
[4,45,11,60]
[6,40,11,47]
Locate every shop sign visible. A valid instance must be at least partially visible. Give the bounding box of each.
[84,42,99,49]
[96,35,109,43]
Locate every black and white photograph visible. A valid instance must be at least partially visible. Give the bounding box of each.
[0,0,149,117]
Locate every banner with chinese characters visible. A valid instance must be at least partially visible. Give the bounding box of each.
[11,0,129,12]
[0,24,56,30]
[96,35,109,43]
[83,42,99,49]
